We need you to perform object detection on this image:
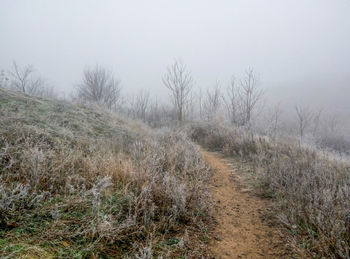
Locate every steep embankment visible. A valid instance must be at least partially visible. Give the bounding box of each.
[203,150,293,258]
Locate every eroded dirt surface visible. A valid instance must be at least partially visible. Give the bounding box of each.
[202,150,293,259]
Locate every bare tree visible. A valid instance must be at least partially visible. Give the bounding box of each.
[223,77,239,124]
[162,60,193,122]
[198,88,203,120]
[203,82,221,121]
[9,62,45,95]
[185,91,196,121]
[147,98,161,127]
[311,108,323,137]
[77,65,121,110]
[238,69,263,126]
[134,89,150,121]
[266,104,282,140]
[295,105,314,142]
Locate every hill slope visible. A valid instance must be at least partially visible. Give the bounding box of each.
[0,88,140,145]
[0,88,212,258]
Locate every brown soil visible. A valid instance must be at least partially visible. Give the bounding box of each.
[202,150,293,259]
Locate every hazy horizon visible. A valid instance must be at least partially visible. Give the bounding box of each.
[1,0,350,112]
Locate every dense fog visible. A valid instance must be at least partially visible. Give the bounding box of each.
[1,0,350,112]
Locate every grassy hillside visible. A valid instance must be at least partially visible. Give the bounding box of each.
[0,88,140,145]
[0,88,212,258]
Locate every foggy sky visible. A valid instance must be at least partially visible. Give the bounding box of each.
[1,0,350,111]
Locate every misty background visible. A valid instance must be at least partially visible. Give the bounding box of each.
[1,0,350,113]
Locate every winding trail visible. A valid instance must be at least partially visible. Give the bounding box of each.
[202,150,292,259]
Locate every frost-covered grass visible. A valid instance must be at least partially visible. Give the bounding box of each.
[191,121,350,258]
[0,88,212,258]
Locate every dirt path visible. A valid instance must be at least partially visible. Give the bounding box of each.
[202,150,291,259]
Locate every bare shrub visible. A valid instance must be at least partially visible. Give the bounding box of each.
[9,62,41,94]
[318,135,350,155]
[8,62,57,98]
[76,65,121,110]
